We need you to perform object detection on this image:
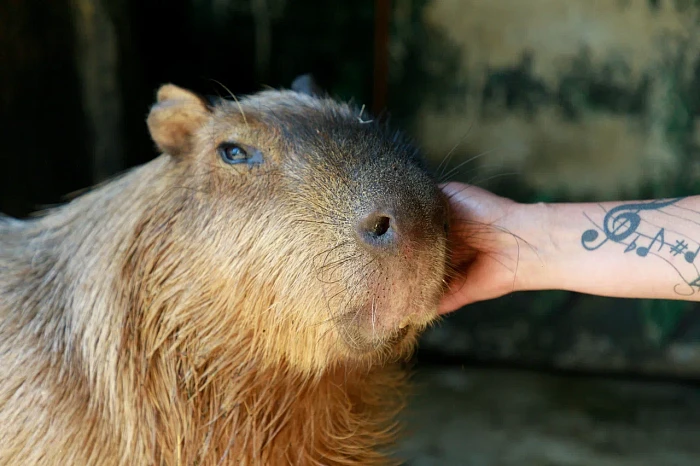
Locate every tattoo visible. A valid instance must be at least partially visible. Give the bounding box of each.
[580,197,700,296]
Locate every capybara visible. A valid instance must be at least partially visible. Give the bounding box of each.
[0,76,449,465]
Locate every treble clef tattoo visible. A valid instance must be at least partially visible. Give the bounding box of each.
[581,198,683,251]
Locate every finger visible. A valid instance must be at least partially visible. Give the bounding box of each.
[439,181,493,201]
[438,274,472,314]
[438,294,470,314]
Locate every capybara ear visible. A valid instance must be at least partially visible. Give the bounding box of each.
[291,74,324,97]
[147,84,211,157]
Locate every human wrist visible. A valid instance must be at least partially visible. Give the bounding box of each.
[471,199,584,295]
[519,201,608,293]
[522,201,670,298]
[502,201,559,293]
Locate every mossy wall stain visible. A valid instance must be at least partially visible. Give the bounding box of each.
[391,0,700,201]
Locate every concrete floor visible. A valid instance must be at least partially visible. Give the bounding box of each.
[395,367,700,465]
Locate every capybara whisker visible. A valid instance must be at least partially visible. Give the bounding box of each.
[439,146,503,182]
[437,121,475,179]
[467,171,520,187]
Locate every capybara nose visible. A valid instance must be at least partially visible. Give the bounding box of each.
[356,210,396,248]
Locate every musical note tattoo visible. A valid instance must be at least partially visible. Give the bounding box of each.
[580,197,700,296]
[581,199,681,251]
[636,228,665,257]
[684,244,700,263]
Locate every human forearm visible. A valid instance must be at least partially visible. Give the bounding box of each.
[520,196,700,301]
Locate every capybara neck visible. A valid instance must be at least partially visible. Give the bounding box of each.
[0,81,448,465]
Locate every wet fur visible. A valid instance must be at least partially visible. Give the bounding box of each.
[0,85,447,465]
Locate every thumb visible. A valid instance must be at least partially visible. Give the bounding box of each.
[438,273,472,314]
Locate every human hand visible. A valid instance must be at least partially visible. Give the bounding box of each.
[439,183,700,312]
[438,182,546,313]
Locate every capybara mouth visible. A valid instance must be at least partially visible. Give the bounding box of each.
[374,323,415,350]
[335,309,419,355]
[387,325,411,345]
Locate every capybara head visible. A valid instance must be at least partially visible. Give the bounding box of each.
[133,79,449,376]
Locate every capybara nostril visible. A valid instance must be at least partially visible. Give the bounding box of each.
[357,211,394,246]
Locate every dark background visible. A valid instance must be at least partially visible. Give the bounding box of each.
[1,0,377,217]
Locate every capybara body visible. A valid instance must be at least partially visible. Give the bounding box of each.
[0,79,448,465]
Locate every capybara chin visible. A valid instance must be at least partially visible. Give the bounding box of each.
[0,76,449,465]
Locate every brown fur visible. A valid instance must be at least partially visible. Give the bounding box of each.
[0,82,448,465]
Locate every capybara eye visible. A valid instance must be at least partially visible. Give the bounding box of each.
[218,143,249,164]
[372,216,391,237]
